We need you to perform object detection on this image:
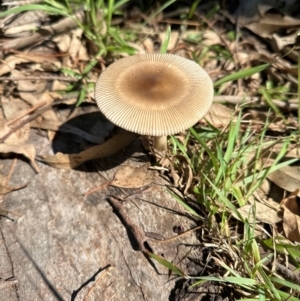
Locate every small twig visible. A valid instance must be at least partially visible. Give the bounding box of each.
[84,182,110,197]
[264,259,300,286]
[213,95,259,104]
[162,18,202,26]
[149,225,202,244]
[124,186,152,200]
[0,76,81,82]
[107,196,149,253]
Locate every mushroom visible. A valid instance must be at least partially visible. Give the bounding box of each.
[95,54,213,151]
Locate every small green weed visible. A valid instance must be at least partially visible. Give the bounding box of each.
[166,58,299,298]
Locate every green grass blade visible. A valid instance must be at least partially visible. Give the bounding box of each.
[147,252,185,277]
[260,88,284,119]
[189,127,219,173]
[214,64,270,88]
[168,189,200,217]
[276,291,300,301]
[237,157,298,187]
[106,0,115,31]
[191,276,256,289]
[75,88,86,107]
[0,4,69,17]
[160,26,171,54]
[203,174,244,221]
[170,136,189,160]
[215,110,241,186]
[271,276,300,292]
[187,0,202,19]
[83,59,99,75]
[114,0,130,11]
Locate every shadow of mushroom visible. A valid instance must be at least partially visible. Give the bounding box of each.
[49,110,145,172]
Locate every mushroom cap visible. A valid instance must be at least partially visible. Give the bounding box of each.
[95,54,213,136]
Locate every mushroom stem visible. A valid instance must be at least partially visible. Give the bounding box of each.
[153,136,167,151]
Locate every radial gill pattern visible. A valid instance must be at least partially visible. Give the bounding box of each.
[95,54,214,136]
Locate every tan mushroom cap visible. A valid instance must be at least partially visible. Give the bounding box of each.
[95,54,213,136]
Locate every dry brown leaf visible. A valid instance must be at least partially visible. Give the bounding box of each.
[1,10,49,36]
[0,56,30,76]
[267,166,300,196]
[111,163,153,189]
[170,164,180,187]
[0,120,31,144]
[52,80,69,91]
[181,158,193,195]
[19,91,60,121]
[202,30,222,46]
[0,53,61,76]
[143,37,154,53]
[84,164,154,196]
[5,23,38,36]
[11,69,47,93]
[204,103,234,127]
[238,202,281,224]
[244,14,300,38]
[272,32,298,51]
[1,96,29,120]
[78,43,90,62]
[243,111,297,132]
[69,28,84,61]
[237,0,300,38]
[1,11,83,50]
[0,143,39,173]
[38,131,139,169]
[53,33,71,52]
[280,189,300,242]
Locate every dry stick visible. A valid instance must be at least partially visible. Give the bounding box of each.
[124,186,153,200]
[84,182,110,197]
[264,259,300,286]
[107,196,149,253]
[149,225,202,244]
[0,76,80,82]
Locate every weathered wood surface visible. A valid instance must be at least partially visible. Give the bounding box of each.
[0,131,197,301]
